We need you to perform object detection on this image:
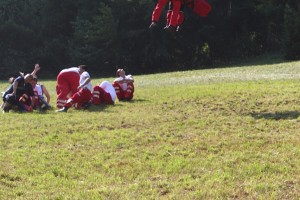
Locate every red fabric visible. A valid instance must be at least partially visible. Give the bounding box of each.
[166,10,172,25]
[65,88,92,108]
[92,86,114,105]
[19,93,33,112]
[189,0,211,17]
[56,71,80,108]
[152,0,169,22]
[177,11,185,26]
[33,91,39,108]
[113,82,134,101]
[124,83,134,100]
[169,0,181,27]
[19,93,31,106]
[23,104,33,112]
[166,1,184,27]
[112,83,123,100]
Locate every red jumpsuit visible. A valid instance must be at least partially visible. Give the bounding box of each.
[92,81,116,105]
[166,0,211,29]
[112,82,134,101]
[56,67,80,108]
[64,88,93,109]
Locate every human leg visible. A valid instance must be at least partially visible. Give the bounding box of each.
[150,0,169,29]
[112,82,125,100]
[168,0,181,28]
[124,83,134,100]
[57,88,92,112]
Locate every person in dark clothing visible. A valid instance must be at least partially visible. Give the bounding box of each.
[2,74,34,113]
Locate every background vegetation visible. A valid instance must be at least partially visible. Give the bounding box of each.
[0,60,300,199]
[0,0,299,79]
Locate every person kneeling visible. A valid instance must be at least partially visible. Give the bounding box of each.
[31,76,51,111]
[56,65,92,112]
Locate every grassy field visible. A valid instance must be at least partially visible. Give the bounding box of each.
[1,60,300,199]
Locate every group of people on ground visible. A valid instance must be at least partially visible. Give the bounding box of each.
[1,64,51,113]
[1,65,134,113]
[150,0,211,32]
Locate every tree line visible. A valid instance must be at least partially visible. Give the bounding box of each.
[0,0,299,79]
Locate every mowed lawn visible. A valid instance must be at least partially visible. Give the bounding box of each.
[0,60,300,199]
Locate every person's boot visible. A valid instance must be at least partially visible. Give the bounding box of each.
[164,25,176,33]
[2,103,11,113]
[82,101,92,109]
[56,106,69,112]
[149,22,158,29]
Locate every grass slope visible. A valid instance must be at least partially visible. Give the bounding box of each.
[0,60,300,199]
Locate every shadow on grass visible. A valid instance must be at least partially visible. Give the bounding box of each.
[250,111,300,120]
[86,103,123,112]
[118,98,149,103]
[85,98,149,112]
[33,98,149,113]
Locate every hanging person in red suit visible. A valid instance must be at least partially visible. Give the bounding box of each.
[149,0,182,32]
[166,0,211,32]
[150,0,211,32]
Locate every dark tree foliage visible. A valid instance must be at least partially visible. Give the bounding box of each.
[283,0,300,60]
[0,0,299,79]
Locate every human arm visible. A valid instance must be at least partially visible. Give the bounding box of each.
[78,76,91,90]
[12,79,19,96]
[31,64,40,76]
[124,75,134,83]
[42,85,51,103]
[114,75,134,84]
[2,85,13,101]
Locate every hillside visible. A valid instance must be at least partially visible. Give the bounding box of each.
[0,61,300,199]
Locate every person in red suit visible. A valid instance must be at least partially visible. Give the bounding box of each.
[56,65,93,112]
[167,0,211,31]
[150,0,211,32]
[112,69,134,101]
[92,81,117,105]
[56,66,80,108]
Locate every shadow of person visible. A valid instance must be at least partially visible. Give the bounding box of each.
[117,98,149,104]
[84,103,124,113]
[250,111,300,120]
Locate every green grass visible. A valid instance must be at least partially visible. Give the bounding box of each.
[1,60,300,199]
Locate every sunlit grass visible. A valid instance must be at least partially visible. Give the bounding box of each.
[0,61,300,199]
